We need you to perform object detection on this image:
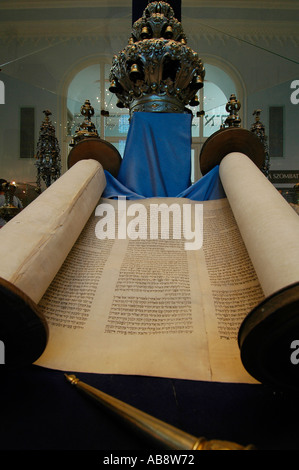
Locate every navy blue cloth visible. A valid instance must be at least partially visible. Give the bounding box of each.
[102,112,226,201]
[115,112,192,198]
[1,365,299,451]
[103,164,225,201]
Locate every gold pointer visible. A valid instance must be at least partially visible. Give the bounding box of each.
[65,373,254,450]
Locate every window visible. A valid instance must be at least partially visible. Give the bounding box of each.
[20,107,35,158]
[67,62,129,158]
[269,106,284,158]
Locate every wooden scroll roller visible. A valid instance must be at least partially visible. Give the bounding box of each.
[0,160,106,366]
[200,127,299,391]
[0,277,49,367]
[199,126,265,176]
[67,137,122,177]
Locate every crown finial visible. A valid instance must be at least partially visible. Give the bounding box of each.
[109,1,205,115]
[35,110,61,191]
[221,94,241,128]
[70,99,99,147]
[251,109,270,177]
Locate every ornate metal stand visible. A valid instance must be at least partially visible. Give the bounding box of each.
[69,99,99,147]
[250,109,270,178]
[199,94,265,175]
[67,100,121,177]
[35,110,61,192]
[0,181,21,222]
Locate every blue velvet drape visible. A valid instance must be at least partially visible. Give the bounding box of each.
[102,112,226,201]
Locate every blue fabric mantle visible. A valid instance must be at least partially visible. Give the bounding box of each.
[102,112,225,201]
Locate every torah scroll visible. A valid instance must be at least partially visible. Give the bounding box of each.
[36,154,299,389]
[0,153,298,390]
[0,159,106,365]
[220,153,299,389]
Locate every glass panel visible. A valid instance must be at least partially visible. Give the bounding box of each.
[104,64,130,138]
[187,64,236,139]
[104,113,130,138]
[203,82,228,138]
[204,64,236,104]
[111,140,127,158]
[190,111,200,138]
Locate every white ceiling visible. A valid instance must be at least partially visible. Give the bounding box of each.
[0,0,298,7]
[0,1,298,43]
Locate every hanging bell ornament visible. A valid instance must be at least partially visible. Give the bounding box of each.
[189,95,199,107]
[116,100,125,109]
[129,63,143,81]
[141,26,151,39]
[164,25,173,39]
[191,75,204,91]
[109,79,122,94]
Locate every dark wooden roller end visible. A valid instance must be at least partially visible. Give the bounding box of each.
[238,282,299,391]
[67,138,122,177]
[0,278,48,367]
[200,127,265,176]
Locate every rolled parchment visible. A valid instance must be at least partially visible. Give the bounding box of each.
[0,159,106,365]
[220,152,299,390]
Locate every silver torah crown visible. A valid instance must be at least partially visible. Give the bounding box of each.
[109,1,205,115]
